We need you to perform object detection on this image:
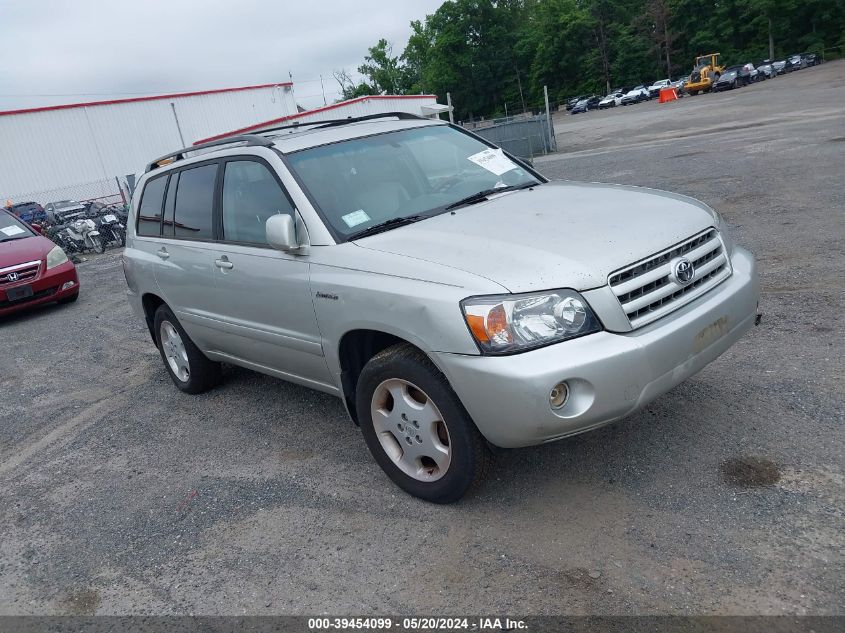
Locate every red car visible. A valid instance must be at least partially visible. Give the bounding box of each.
[1,208,79,316]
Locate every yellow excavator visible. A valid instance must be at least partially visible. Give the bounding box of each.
[685,53,724,95]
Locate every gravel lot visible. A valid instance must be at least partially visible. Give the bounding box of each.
[1,61,842,617]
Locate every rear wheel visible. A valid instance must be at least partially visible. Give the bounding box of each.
[154,305,221,394]
[356,344,492,503]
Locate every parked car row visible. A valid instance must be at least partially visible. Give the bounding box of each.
[565,51,822,116]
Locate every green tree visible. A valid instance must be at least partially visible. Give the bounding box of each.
[358,39,406,95]
[342,0,845,118]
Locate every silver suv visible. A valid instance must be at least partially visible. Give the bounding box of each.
[124,113,760,503]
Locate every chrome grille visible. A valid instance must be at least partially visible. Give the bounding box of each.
[0,260,41,286]
[609,229,731,329]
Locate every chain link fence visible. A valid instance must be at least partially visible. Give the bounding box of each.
[2,177,130,211]
[464,112,557,160]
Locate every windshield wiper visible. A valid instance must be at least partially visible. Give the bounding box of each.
[349,215,424,240]
[445,181,537,211]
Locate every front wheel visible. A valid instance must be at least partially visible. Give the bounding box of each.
[90,235,105,254]
[113,228,126,246]
[154,305,222,394]
[356,344,492,503]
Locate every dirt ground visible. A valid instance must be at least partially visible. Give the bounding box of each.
[1,61,842,616]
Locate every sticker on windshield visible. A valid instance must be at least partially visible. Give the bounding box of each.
[341,209,371,228]
[1,225,25,236]
[467,148,518,176]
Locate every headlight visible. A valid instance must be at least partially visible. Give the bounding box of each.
[461,289,602,354]
[46,245,69,269]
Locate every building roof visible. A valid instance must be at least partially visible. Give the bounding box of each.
[194,94,437,144]
[0,82,294,117]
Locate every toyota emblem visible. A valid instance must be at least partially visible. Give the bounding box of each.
[672,258,695,285]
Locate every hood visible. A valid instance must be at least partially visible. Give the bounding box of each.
[355,181,717,292]
[0,234,54,269]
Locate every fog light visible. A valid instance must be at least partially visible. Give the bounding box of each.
[550,382,569,409]
[61,281,75,291]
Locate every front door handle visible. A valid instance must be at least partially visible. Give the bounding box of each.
[157,248,170,260]
[214,257,234,270]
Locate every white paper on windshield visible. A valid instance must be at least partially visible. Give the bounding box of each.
[341,209,371,228]
[1,225,25,236]
[467,148,518,176]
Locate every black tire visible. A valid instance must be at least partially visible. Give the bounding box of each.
[90,235,105,254]
[57,291,79,305]
[114,228,126,247]
[355,344,492,503]
[153,304,222,394]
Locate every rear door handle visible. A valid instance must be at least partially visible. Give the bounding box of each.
[157,248,170,260]
[214,257,233,270]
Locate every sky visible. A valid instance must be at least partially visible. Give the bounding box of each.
[0,0,444,112]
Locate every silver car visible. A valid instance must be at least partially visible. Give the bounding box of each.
[123,114,760,503]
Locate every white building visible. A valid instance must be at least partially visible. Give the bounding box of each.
[0,87,448,207]
[0,82,297,204]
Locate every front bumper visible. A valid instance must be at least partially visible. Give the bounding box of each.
[434,247,759,448]
[0,260,79,316]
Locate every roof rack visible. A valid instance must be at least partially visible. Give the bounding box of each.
[255,111,429,137]
[145,134,274,172]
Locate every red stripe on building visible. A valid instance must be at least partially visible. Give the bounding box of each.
[0,82,294,117]
[194,94,438,144]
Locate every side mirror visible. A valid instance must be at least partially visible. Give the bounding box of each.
[266,214,298,251]
[31,223,43,234]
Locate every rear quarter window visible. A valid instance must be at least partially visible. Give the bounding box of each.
[137,176,167,236]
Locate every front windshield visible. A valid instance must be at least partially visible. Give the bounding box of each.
[0,212,34,241]
[286,125,540,239]
[722,71,737,79]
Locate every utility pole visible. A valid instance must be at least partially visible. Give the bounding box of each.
[543,85,555,152]
[170,103,185,146]
[446,92,455,124]
[768,16,775,60]
[515,66,526,114]
[320,75,327,106]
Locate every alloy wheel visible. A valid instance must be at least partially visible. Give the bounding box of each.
[370,378,451,482]
[160,320,190,382]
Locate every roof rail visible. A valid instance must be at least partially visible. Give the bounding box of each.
[254,111,429,137]
[145,134,274,173]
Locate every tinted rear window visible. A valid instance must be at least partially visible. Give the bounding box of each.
[173,164,216,239]
[137,176,166,236]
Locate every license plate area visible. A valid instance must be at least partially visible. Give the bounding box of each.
[693,315,731,353]
[6,284,34,302]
